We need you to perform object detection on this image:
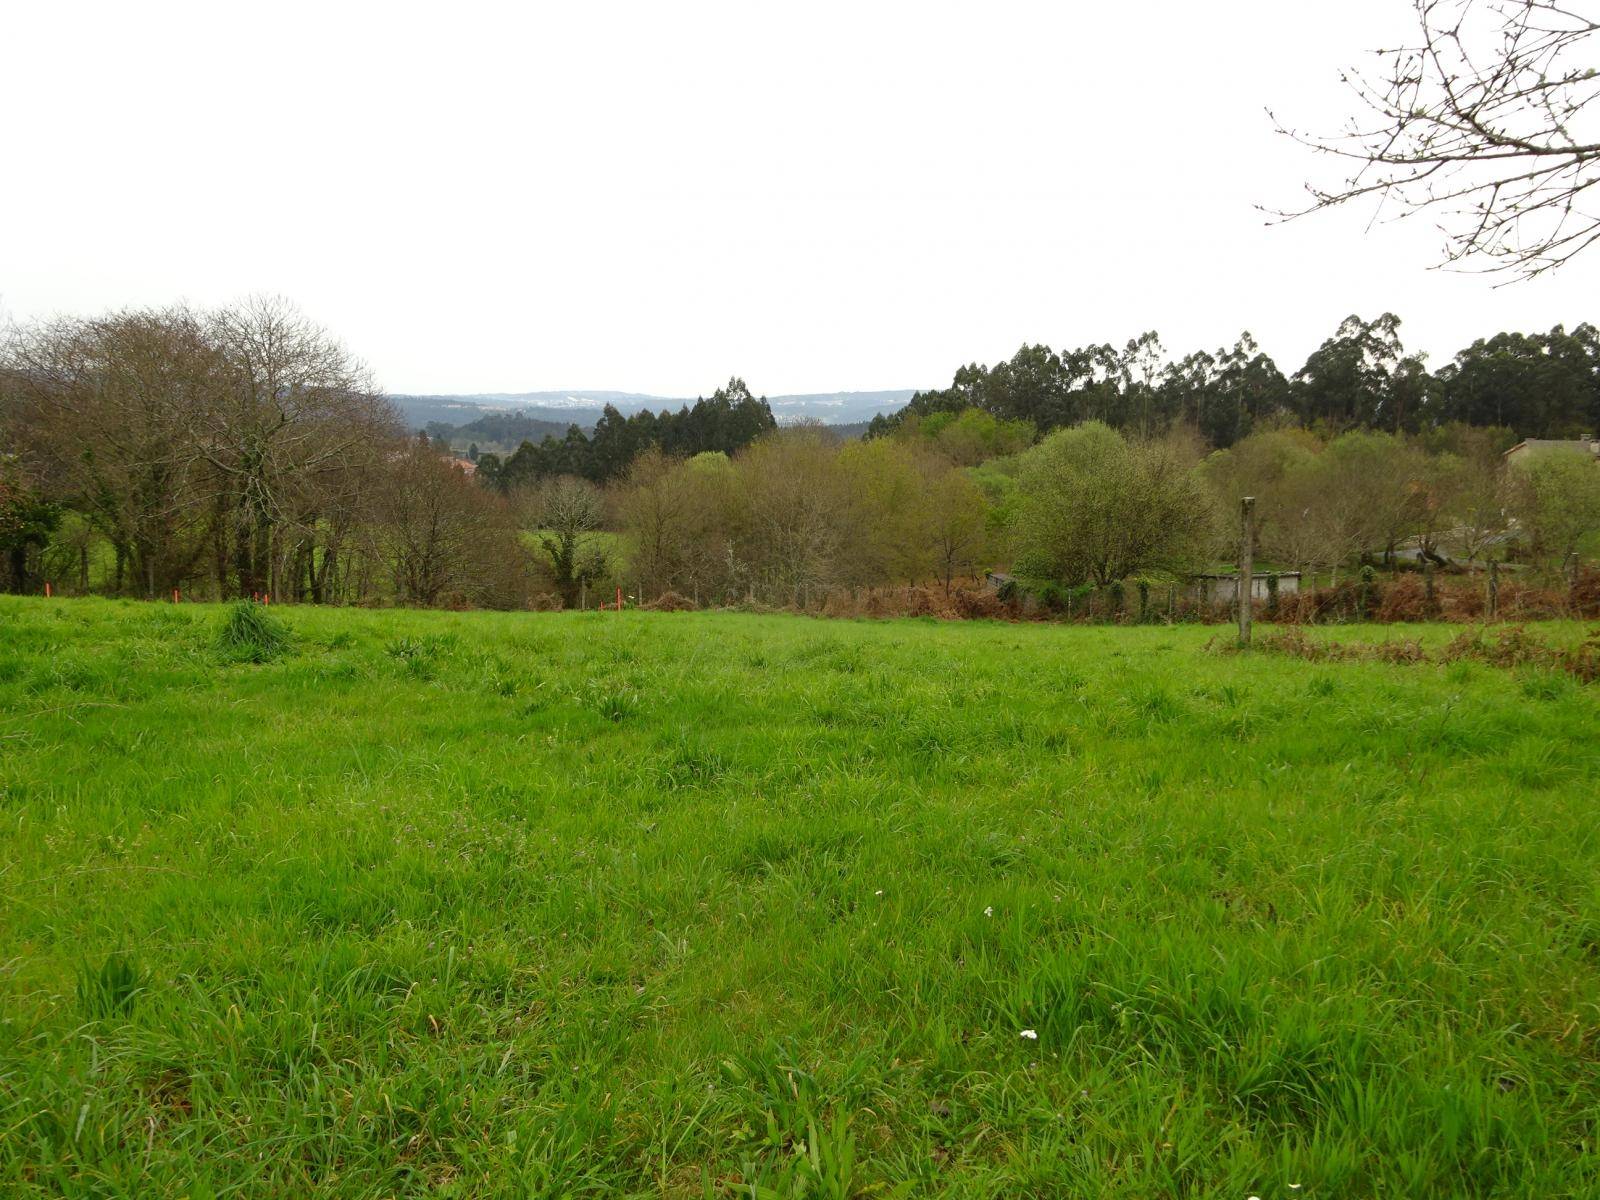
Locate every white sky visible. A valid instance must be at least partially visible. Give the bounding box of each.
[1,1,1593,397]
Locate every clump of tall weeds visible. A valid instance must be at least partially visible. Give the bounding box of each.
[1443,625,1600,683]
[215,600,291,663]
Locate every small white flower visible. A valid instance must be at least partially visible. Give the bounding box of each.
[874,889,884,896]
[984,906,993,917]
[1020,1028,1038,1040]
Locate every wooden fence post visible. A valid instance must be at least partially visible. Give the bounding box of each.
[1238,496,1255,648]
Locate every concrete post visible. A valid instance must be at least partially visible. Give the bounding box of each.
[1238,496,1256,648]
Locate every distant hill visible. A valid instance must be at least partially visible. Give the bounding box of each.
[427,411,576,452]
[392,389,916,439]
[762,391,917,424]
[825,421,873,441]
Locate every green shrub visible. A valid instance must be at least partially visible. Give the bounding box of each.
[215,601,290,663]
[1035,582,1068,613]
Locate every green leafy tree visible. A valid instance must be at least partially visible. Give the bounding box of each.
[1300,431,1428,568]
[923,465,991,592]
[1198,427,1321,562]
[1010,422,1213,586]
[1293,314,1427,432]
[1509,449,1600,570]
[1433,325,1600,438]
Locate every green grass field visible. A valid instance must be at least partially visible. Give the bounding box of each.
[1,598,1597,1198]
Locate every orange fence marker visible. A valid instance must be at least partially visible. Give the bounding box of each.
[44,581,52,598]
[616,587,622,612]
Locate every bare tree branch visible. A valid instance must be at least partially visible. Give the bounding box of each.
[1270,0,1600,279]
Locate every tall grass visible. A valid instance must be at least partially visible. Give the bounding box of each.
[214,599,291,663]
[0,596,1596,1196]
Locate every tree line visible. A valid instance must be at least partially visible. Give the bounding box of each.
[5,301,1597,610]
[607,432,992,606]
[627,415,1592,607]
[871,316,1600,448]
[1199,424,1599,582]
[0,300,526,606]
[474,380,777,490]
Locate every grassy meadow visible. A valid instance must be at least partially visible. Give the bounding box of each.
[1,597,1597,1197]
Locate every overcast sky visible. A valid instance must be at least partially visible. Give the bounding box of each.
[1,1,1593,397]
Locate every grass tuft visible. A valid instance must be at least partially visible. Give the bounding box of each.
[214,601,290,663]
[76,951,146,1019]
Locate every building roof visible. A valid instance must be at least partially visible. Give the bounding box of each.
[1504,437,1600,459]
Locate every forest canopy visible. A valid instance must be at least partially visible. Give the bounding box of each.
[870,317,1600,447]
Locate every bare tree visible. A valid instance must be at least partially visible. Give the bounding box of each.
[197,296,396,598]
[734,428,848,604]
[617,448,696,599]
[2,307,218,597]
[1444,449,1514,564]
[1275,0,1600,278]
[374,437,529,607]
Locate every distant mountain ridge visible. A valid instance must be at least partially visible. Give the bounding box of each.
[392,389,917,433]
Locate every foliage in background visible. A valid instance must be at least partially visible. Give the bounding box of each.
[1510,447,1600,569]
[6,299,1599,611]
